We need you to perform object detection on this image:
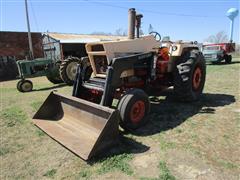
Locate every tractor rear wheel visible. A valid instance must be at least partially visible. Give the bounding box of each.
[46,63,63,84]
[225,55,232,64]
[117,89,150,131]
[46,74,63,84]
[60,57,80,85]
[173,50,206,101]
[17,79,33,92]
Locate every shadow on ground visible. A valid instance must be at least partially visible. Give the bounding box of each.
[88,135,150,164]
[89,91,235,162]
[207,61,240,65]
[131,92,235,136]
[32,84,67,92]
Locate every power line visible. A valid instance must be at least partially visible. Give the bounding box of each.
[6,0,239,2]
[84,0,225,18]
[29,0,39,32]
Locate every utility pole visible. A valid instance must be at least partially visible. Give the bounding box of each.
[25,0,34,59]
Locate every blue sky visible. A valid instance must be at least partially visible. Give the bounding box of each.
[1,0,239,42]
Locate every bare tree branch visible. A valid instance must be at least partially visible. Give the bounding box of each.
[204,31,229,43]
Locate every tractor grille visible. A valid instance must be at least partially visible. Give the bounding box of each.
[204,54,213,59]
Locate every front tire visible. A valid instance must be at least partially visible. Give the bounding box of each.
[17,80,33,92]
[60,57,80,85]
[173,50,206,101]
[117,89,150,131]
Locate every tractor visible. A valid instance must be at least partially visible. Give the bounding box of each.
[33,8,206,160]
[16,36,88,92]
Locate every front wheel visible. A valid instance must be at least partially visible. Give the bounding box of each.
[117,89,150,131]
[17,80,33,92]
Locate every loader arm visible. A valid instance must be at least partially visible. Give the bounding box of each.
[110,52,154,87]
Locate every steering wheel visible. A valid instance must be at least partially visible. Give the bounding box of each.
[149,31,161,42]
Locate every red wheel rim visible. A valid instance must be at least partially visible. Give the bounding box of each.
[130,100,145,124]
[192,67,202,91]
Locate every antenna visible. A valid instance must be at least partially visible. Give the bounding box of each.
[226,8,239,42]
[25,0,34,60]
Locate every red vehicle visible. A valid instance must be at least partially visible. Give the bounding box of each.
[202,43,235,64]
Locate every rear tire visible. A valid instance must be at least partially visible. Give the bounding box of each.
[17,80,33,92]
[60,57,80,85]
[173,50,206,101]
[46,74,63,84]
[117,89,150,131]
[225,55,232,64]
[46,63,63,84]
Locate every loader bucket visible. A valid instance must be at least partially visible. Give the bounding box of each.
[33,91,120,160]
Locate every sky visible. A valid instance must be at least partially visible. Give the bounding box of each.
[0,0,239,43]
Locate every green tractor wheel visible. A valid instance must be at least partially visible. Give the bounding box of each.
[46,63,63,84]
[60,57,80,85]
[17,79,33,92]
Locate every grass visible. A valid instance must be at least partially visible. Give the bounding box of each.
[0,106,27,127]
[140,161,175,180]
[35,129,46,137]
[158,161,176,180]
[158,136,176,151]
[0,147,10,156]
[43,169,57,178]
[216,159,238,170]
[78,169,91,179]
[0,58,239,179]
[98,153,134,175]
[30,101,43,111]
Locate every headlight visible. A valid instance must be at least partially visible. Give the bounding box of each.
[172,46,178,51]
[212,54,217,58]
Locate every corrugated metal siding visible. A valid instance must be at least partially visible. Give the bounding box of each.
[42,35,62,60]
[46,33,126,43]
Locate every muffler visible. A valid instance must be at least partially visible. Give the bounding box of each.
[33,91,119,160]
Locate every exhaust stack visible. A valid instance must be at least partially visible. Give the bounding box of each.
[128,8,136,39]
[136,14,143,38]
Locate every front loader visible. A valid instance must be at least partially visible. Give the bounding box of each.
[33,8,206,160]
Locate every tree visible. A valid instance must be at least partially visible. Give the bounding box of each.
[139,28,144,36]
[204,31,229,43]
[148,24,154,33]
[115,28,127,36]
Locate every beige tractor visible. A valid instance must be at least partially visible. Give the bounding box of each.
[33,8,206,160]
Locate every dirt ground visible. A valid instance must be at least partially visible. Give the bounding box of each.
[0,58,239,179]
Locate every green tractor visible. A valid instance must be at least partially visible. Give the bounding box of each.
[16,58,61,92]
[16,56,82,93]
[16,35,87,92]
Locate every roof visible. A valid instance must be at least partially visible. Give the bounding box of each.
[44,32,127,43]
